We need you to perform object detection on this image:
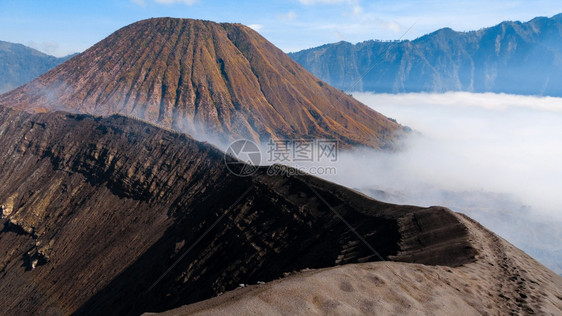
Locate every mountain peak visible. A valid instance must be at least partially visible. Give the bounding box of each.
[0,18,400,148]
[431,27,459,38]
[122,17,250,33]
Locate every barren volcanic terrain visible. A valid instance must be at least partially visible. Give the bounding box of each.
[0,106,477,315]
[1,17,560,316]
[0,18,401,148]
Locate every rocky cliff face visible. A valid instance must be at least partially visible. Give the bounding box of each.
[0,18,401,148]
[290,14,562,96]
[0,105,475,315]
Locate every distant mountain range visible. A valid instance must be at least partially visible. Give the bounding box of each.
[0,41,74,94]
[290,13,562,96]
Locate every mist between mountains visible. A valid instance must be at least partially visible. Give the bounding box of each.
[224,138,339,177]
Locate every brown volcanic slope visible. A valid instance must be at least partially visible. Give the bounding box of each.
[0,18,400,148]
[0,105,477,315]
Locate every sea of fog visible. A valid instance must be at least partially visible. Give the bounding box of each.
[341,92,562,219]
[328,92,562,274]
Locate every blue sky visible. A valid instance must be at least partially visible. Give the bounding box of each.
[1,0,561,57]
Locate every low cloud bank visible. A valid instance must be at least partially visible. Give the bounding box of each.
[342,92,562,221]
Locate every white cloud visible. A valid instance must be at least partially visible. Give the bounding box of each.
[332,30,344,40]
[299,0,354,4]
[154,0,198,4]
[130,0,146,6]
[366,92,562,114]
[26,41,60,56]
[376,19,402,33]
[278,10,297,21]
[287,10,298,21]
[130,0,197,6]
[299,0,361,15]
[248,24,263,31]
[344,92,562,221]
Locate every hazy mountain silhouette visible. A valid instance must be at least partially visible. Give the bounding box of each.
[0,41,74,94]
[290,14,562,96]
